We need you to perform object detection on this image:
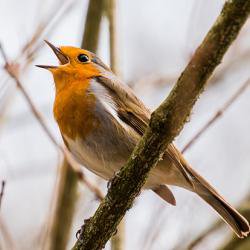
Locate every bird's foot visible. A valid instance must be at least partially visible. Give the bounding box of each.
[76,218,91,241]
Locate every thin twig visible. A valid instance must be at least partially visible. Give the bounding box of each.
[81,175,104,201]
[107,0,119,76]
[48,160,80,250]
[0,180,5,210]
[81,0,105,51]
[106,1,125,249]
[0,0,75,124]
[0,216,15,250]
[182,78,250,153]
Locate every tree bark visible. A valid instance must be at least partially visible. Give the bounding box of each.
[73,1,250,249]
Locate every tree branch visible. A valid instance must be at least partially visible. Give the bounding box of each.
[48,160,79,250]
[106,1,125,249]
[107,0,119,76]
[81,0,105,51]
[0,180,5,210]
[72,1,250,249]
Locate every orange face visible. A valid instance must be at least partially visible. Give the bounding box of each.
[37,41,102,92]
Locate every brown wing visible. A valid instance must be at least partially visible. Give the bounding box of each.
[96,75,150,135]
[96,75,193,186]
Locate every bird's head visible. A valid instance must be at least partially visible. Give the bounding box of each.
[36,41,110,91]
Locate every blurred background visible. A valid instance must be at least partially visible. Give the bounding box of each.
[0,0,250,249]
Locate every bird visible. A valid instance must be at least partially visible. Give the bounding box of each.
[37,41,250,238]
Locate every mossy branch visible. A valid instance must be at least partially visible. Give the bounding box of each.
[73,1,250,249]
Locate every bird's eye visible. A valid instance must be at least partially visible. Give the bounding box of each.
[77,54,89,63]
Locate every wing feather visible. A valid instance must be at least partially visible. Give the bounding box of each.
[95,75,193,186]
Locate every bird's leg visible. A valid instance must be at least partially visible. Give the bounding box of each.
[76,218,92,241]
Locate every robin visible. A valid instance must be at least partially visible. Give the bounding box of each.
[37,41,249,238]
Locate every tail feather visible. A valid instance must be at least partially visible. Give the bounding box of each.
[153,185,176,206]
[183,162,250,238]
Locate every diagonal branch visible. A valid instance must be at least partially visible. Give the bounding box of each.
[73,1,250,249]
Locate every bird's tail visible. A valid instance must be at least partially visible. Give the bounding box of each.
[181,159,250,238]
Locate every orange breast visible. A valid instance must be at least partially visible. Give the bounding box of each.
[53,79,100,140]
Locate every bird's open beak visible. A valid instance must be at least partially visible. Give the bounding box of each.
[36,40,69,69]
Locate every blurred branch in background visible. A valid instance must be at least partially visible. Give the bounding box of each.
[0,44,63,150]
[182,78,250,153]
[0,216,15,250]
[48,160,79,250]
[47,0,106,249]
[143,203,166,250]
[0,0,75,130]
[106,0,125,249]
[130,36,250,91]
[107,0,119,76]
[81,0,105,51]
[73,1,250,249]
[18,0,75,66]
[0,3,75,249]
[188,193,250,250]
[0,180,5,210]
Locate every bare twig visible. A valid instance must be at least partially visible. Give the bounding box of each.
[0,216,15,250]
[107,0,119,76]
[106,1,125,249]
[81,0,105,51]
[182,78,250,153]
[48,160,80,250]
[0,180,5,210]
[81,175,104,201]
[0,0,76,124]
[0,44,60,148]
[128,74,177,89]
